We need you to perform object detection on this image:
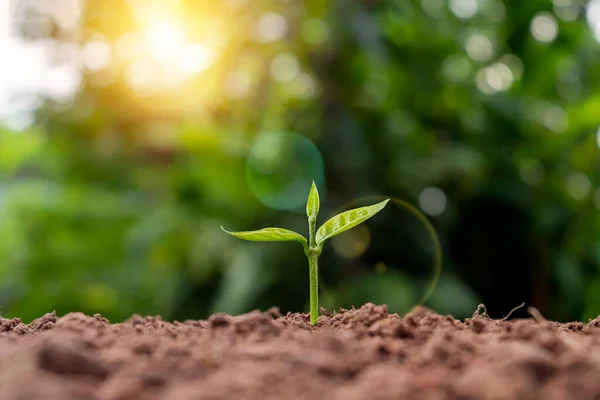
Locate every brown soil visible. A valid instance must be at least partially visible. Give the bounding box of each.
[1,303,600,400]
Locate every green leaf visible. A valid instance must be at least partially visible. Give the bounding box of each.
[221,226,307,246]
[316,199,390,245]
[306,181,320,219]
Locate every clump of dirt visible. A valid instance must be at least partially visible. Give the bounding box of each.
[1,303,600,399]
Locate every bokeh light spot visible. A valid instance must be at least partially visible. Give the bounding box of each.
[541,105,568,133]
[270,53,300,83]
[330,196,442,307]
[491,63,513,89]
[301,18,329,45]
[531,12,559,43]
[418,187,447,216]
[499,54,524,79]
[566,172,591,200]
[554,2,580,22]
[255,12,287,43]
[587,0,600,41]
[44,65,81,102]
[125,60,159,95]
[224,71,252,99]
[479,0,506,22]
[50,0,81,30]
[556,56,582,101]
[442,55,471,83]
[421,0,446,18]
[475,63,514,95]
[291,72,317,99]
[82,39,112,71]
[465,33,493,62]
[449,0,478,19]
[246,133,325,211]
[375,262,387,274]
[519,159,545,186]
[331,223,371,259]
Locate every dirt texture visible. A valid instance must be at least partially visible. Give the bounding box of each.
[2,303,600,399]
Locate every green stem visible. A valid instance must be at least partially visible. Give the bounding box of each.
[308,251,319,325]
[307,217,319,325]
[308,217,316,248]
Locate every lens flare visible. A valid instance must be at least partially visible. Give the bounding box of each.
[330,195,442,306]
[245,132,325,211]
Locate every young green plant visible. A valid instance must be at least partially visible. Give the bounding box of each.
[221,182,389,326]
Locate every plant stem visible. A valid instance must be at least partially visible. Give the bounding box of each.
[307,217,319,326]
[308,217,316,248]
[308,251,319,325]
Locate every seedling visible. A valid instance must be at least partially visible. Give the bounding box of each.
[221,182,389,325]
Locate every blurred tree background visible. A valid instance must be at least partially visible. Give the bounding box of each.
[1,0,600,323]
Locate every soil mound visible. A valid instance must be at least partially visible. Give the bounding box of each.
[0,303,598,399]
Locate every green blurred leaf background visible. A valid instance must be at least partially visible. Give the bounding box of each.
[1,0,600,322]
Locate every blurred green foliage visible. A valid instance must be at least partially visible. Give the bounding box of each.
[2,0,600,322]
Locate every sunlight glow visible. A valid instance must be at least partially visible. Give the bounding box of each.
[144,21,185,64]
[224,71,252,99]
[125,60,160,95]
[142,20,214,77]
[114,16,219,93]
[82,39,112,71]
[176,43,214,75]
[0,1,230,129]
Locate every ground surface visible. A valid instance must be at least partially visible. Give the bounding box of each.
[1,303,600,399]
